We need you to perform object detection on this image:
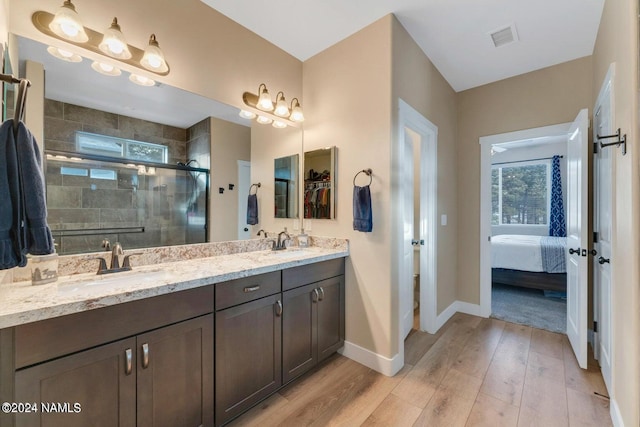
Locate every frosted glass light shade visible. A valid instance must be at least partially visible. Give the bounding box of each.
[239,110,256,119]
[98,18,132,59]
[129,74,155,87]
[256,115,273,125]
[289,99,305,122]
[91,61,121,76]
[257,86,273,111]
[272,120,287,129]
[49,1,88,43]
[47,46,82,62]
[274,95,289,117]
[141,34,169,73]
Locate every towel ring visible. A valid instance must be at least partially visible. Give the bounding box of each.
[249,182,261,195]
[353,169,373,186]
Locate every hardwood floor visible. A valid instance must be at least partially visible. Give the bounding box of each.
[228,313,612,427]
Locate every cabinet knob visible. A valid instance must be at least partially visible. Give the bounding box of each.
[142,343,149,369]
[125,348,132,375]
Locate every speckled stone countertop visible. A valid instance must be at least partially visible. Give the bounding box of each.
[0,241,348,329]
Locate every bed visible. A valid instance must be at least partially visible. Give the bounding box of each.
[491,234,567,292]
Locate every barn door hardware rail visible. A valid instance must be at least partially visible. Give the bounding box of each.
[597,128,626,155]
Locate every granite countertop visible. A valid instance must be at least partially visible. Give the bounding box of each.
[0,246,348,329]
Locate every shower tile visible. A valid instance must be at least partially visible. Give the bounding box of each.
[45,117,82,143]
[46,186,82,208]
[120,116,163,138]
[48,208,100,225]
[164,125,187,142]
[44,99,63,119]
[82,189,133,209]
[100,209,139,223]
[65,104,119,130]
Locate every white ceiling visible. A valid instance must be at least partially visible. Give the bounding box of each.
[200,0,605,92]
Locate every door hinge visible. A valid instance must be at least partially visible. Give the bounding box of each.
[593,142,598,154]
[593,232,599,243]
[593,321,598,333]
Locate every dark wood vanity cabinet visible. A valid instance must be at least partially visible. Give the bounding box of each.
[7,287,215,427]
[282,270,345,384]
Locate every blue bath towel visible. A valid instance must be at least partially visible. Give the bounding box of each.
[0,120,54,269]
[247,194,259,225]
[353,185,372,232]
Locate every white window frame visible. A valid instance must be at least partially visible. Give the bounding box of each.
[76,131,168,163]
[491,159,552,226]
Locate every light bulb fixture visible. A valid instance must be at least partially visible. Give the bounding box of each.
[241,84,303,129]
[48,0,88,43]
[33,8,170,79]
[98,17,132,59]
[256,115,273,125]
[91,61,121,76]
[140,34,169,73]
[47,45,82,62]
[129,74,155,86]
[289,98,305,123]
[239,110,256,120]
[274,92,289,117]
[257,83,274,111]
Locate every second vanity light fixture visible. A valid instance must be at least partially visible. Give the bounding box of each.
[240,83,305,129]
[33,0,170,86]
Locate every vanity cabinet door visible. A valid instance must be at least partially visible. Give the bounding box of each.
[215,294,282,426]
[316,276,345,363]
[136,314,214,427]
[14,337,137,427]
[282,283,318,383]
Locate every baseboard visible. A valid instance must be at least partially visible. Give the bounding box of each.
[610,398,624,427]
[435,300,484,330]
[339,341,403,377]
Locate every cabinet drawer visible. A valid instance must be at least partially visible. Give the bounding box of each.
[215,271,281,311]
[14,285,214,370]
[282,258,345,291]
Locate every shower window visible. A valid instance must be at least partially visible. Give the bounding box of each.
[76,131,169,163]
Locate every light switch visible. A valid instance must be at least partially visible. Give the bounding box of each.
[441,214,447,226]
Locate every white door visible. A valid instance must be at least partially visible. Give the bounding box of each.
[237,160,251,240]
[402,130,415,339]
[566,108,589,369]
[594,69,614,390]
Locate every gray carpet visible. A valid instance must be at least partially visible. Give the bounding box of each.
[491,284,566,333]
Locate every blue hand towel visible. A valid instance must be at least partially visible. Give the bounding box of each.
[0,120,21,269]
[15,122,54,256]
[247,194,259,225]
[353,185,372,232]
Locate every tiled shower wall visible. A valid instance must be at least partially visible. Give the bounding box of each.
[43,100,209,254]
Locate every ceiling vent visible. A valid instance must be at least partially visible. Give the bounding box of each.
[489,23,519,48]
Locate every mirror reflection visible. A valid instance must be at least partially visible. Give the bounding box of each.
[16,35,302,254]
[274,154,298,218]
[304,147,336,219]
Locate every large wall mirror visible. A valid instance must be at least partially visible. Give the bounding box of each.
[15,35,302,254]
[303,147,336,219]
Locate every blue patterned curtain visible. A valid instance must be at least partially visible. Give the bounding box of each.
[549,155,566,237]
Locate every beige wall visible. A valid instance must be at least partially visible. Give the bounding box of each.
[391,17,459,315]
[0,0,8,57]
[209,117,251,242]
[9,0,303,110]
[303,16,395,357]
[457,57,593,305]
[592,0,639,424]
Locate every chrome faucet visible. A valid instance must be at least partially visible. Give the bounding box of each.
[110,242,124,269]
[257,229,268,238]
[274,229,291,251]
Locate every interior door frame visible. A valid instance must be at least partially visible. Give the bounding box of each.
[478,123,571,317]
[237,160,251,240]
[394,99,438,346]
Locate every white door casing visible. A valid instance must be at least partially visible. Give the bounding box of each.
[566,108,589,370]
[593,64,614,391]
[402,130,415,339]
[237,160,251,240]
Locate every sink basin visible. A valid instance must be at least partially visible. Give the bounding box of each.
[268,249,308,258]
[58,270,170,294]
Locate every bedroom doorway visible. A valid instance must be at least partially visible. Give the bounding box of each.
[479,114,590,368]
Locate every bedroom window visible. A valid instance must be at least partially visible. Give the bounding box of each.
[492,160,550,225]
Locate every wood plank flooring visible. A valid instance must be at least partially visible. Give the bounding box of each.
[228,313,612,426]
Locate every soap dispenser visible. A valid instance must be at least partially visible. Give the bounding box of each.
[297,229,309,248]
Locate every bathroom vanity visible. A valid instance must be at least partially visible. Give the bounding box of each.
[0,244,347,427]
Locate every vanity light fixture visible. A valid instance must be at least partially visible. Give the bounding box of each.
[48,0,88,43]
[33,4,170,86]
[46,46,82,62]
[240,83,304,128]
[98,18,132,60]
[91,61,121,76]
